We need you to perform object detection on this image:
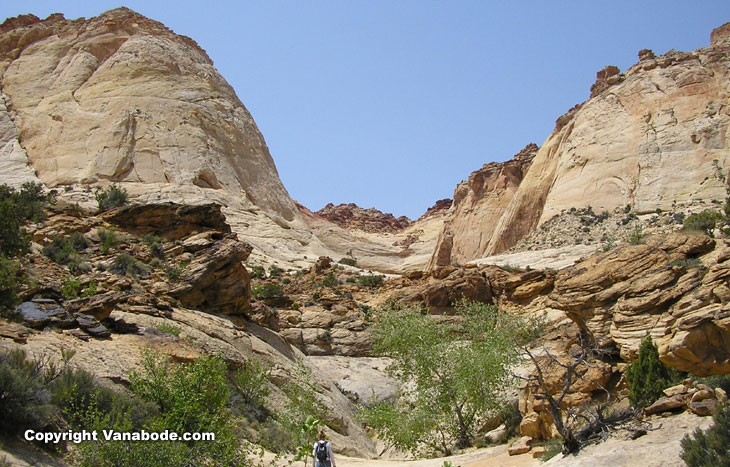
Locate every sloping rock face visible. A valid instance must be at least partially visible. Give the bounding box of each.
[0,8,297,221]
[484,24,730,256]
[428,144,537,268]
[546,233,730,376]
[315,203,412,233]
[432,23,730,267]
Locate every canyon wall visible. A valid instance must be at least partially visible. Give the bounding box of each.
[432,23,730,267]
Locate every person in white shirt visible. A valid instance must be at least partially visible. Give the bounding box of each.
[312,430,336,467]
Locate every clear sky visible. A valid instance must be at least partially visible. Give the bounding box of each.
[3,2,730,219]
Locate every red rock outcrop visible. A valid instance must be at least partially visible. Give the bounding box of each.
[315,203,412,234]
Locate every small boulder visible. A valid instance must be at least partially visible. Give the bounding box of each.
[663,384,688,397]
[644,394,686,415]
[689,399,719,416]
[508,436,533,456]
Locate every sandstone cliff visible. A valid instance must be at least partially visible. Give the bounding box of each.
[432,23,730,267]
[429,143,537,268]
[0,8,441,274]
[0,9,297,221]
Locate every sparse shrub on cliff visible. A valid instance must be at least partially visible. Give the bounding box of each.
[627,225,644,245]
[251,282,284,300]
[267,264,283,278]
[110,253,149,278]
[94,184,128,212]
[625,335,677,408]
[97,228,118,253]
[683,209,724,236]
[234,360,271,409]
[321,272,338,288]
[0,257,21,319]
[142,233,165,259]
[248,265,266,279]
[338,257,357,267]
[681,401,730,466]
[357,274,384,288]
[0,182,53,256]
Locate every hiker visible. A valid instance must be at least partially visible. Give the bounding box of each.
[312,430,336,467]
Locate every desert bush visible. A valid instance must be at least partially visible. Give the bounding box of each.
[96,228,118,254]
[251,282,284,300]
[357,274,384,288]
[338,257,357,267]
[95,184,128,212]
[627,225,644,245]
[681,401,730,466]
[0,349,57,435]
[0,182,53,256]
[62,276,83,300]
[141,233,165,259]
[321,272,338,288]
[234,360,271,408]
[0,256,21,319]
[164,263,184,282]
[248,265,266,279]
[683,209,724,236]
[625,335,678,408]
[153,322,181,337]
[267,264,283,278]
[109,253,149,278]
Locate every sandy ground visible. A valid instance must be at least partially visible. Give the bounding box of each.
[264,445,540,467]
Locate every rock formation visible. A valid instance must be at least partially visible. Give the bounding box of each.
[432,23,730,267]
[428,143,537,268]
[0,9,296,221]
[315,203,412,233]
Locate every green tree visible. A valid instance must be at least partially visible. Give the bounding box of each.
[681,401,730,466]
[361,299,533,455]
[625,335,676,408]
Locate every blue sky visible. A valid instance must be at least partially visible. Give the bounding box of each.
[3,2,730,219]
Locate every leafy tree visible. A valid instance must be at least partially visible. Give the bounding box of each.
[625,335,677,408]
[681,401,730,466]
[361,299,533,455]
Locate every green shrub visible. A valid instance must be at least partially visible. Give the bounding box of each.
[0,256,21,318]
[97,228,118,254]
[251,282,284,300]
[234,360,271,408]
[110,253,149,278]
[95,184,128,212]
[681,401,730,466]
[338,257,357,267]
[602,235,617,252]
[0,349,57,435]
[141,234,165,259]
[321,272,338,288]
[164,263,184,282]
[625,335,677,408]
[357,274,384,288]
[249,265,266,279]
[267,265,283,278]
[62,276,83,300]
[683,210,724,236]
[0,182,53,257]
[153,323,181,337]
[541,438,563,461]
[627,225,644,245]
